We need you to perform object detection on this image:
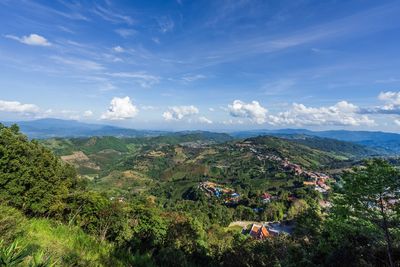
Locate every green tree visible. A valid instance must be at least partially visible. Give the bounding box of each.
[332,159,400,267]
[287,199,309,220]
[0,125,77,216]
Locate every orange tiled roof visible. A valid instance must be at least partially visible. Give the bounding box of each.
[261,226,269,238]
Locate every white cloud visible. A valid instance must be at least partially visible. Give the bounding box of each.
[107,72,160,88]
[209,107,215,112]
[115,28,137,38]
[162,105,199,121]
[269,101,374,126]
[263,79,295,96]
[378,91,400,106]
[101,96,138,120]
[222,119,244,125]
[181,74,206,82]
[83,110,93,117]
[99,82,117,92]
[51,56,104,71]
[361,91,400,114]
[5,33,51,46]
[228,100,268,124]
[0,100,39,113]
[112,46,124,53]
[92,5,135,25]
[395,119,400,126]
[198,116,213,124]
[152,37,160,44]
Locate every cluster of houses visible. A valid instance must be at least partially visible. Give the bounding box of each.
[302,174,331,193]
[240,141,333,194]
[283,160,332,193]
[199,181,240,205]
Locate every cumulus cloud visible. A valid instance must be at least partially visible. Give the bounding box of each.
[101,96,138,120]
[360,91,400,114]
[379,91,400,105]
[269,101,374,126]
[228,100,268,124]
[162,105,199,121]
[5,33,51,46]
[198,116,213,124]
[0,100,39,113]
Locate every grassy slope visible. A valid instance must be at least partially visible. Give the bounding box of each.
[0,205,127,267]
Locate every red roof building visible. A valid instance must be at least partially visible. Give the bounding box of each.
[249,224,270,239]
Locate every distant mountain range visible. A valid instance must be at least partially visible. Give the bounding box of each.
[3,118,400,154]
[231,129,400,154]
[2,119,166,139]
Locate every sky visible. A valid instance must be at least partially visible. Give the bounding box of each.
[1,0,400,131]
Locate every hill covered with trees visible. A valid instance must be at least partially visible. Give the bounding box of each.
[1,124,400,266]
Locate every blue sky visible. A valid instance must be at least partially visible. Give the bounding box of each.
[1,0,400,131]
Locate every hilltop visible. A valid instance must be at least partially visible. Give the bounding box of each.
[4,119,400,155]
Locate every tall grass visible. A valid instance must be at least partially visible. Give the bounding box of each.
[0,205,130,266]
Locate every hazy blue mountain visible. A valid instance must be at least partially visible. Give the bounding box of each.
[2,119,167,139]
[3,119,400,154]
[231,129,400,153]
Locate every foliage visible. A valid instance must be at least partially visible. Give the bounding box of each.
[326,159,400,266]
[0,124,77,216]
[2,123,400,266]
[0,240,30,267]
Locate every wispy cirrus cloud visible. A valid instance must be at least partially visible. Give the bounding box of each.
[106,72,160,88]
[181,2,400,69]
[115,28,137,38]
[181,74,206,82]
[51,56,105,71]
[92,4,135,25]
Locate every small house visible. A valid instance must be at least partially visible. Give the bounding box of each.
[249,224,269,240]
[261,192,272,203]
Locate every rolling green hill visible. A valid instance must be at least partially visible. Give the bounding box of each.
[39,133,369,201]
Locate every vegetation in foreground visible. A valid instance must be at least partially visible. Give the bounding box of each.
[1,123,400,266]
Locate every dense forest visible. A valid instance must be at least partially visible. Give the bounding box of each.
[1,124,400,266]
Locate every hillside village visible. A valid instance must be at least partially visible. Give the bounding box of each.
[237,140,333,193]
